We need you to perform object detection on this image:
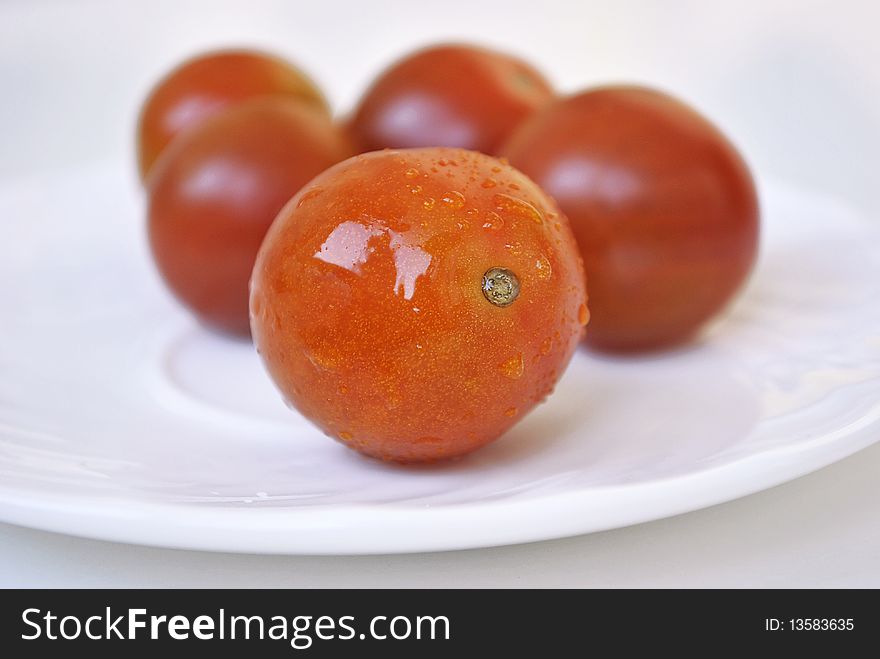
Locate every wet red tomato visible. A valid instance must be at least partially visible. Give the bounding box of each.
[251,147,588,462]
[148,99,352,337]
[137,49,329,181]
[349,44,554,156]
[503,86,759,352]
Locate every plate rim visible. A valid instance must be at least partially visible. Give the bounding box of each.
[1,401,877,554]
[1,171,879,554]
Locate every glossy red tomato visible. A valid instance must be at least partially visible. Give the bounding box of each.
[148,99,352,336]
[349,44,554,155]
[503,86,759,351]
[251,147,588,462]
[137,49,329,181]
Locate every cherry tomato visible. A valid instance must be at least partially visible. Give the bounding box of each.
[137,49,329,181]
[251,147,587,462]
[503,86,759,352]
[349,44,554,156]
[148,99,352,337]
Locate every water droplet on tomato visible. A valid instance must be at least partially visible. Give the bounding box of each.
[499,353,524,379]
[578,303,590,326]
[296,187,323,208]
[493,193,543,225]
[441,190,466,208]
[482,211,504,230]
[535,255,552,280]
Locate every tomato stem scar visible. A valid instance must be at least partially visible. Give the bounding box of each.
[482,267,520,307]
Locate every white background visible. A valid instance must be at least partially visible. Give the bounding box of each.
[1,0,878,586]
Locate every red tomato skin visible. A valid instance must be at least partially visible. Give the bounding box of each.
[503,86,759,351]
[137,49,329,181]
[350,44,554,156]
[148,99,352,336]
[251,148,588,462]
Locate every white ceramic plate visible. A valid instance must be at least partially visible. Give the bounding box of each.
[0,162,878,555]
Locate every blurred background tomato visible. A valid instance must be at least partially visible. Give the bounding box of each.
[1,0,879,589]
[1,0,877,219]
